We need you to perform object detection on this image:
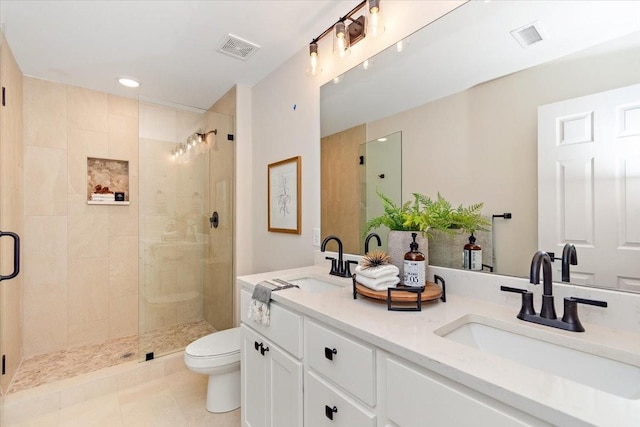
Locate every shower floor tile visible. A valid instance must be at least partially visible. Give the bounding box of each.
[8,320,215,394]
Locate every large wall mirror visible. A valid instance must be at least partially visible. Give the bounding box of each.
[320,1,640,292]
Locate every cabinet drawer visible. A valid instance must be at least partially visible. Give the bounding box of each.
[241,289,303,358]
[305,319,375,406]
[385,356,547,427]
[305,370,376,427]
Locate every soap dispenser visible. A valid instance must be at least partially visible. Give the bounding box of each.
[463,233,482,271]
[403,232,426,287]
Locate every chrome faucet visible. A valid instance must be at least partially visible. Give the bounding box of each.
[500,250,607,332]
[364,233,382,254]
[529,251,556,319]
[321,235,356,277]
[561,243,578,282]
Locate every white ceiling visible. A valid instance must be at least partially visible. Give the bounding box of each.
[0,0,358,111]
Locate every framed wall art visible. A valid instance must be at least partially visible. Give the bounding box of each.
[268,156,301,234]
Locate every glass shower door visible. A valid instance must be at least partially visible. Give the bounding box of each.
[138,101,212,360]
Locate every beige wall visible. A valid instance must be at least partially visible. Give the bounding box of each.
[366,39,640,277]
[0,32,24,393]
[22,77,139,357]
[204,106,235,331]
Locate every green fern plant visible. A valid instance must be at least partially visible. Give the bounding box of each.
[363,191,490,237]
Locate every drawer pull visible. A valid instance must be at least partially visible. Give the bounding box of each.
[324,347,338,360]
[260,345,270,356]
[325,405,338,420]
[254,341,262,352]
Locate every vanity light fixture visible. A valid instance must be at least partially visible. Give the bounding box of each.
[308,0,383,75]
[171,129,217,162]
[117,77,140,88]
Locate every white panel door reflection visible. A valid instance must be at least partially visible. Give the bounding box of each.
[538,83,640,291]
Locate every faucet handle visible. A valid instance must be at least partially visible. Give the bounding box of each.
[568,296,607,308]
[325,256,338,275]
[500,286,536,318]
[561,297,608,332]
[344,260,359,277]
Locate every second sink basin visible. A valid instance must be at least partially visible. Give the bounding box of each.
[435,315,640,399]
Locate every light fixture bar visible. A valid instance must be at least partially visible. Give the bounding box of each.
[310,0,367,46]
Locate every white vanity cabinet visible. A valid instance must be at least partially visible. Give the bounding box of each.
[239,284,551,427]
[381,355,550,427]
[304,318,377,426]
[240,290,303,427]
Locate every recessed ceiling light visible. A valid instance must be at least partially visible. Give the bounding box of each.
[118,77,140,88]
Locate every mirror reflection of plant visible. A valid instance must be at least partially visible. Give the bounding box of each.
[363,191,490,237]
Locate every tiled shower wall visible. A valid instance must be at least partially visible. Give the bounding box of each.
[22,77,139,357]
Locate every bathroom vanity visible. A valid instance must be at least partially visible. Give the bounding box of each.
[238,261,640,427]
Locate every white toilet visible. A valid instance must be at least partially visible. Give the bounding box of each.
[184,326,241,413]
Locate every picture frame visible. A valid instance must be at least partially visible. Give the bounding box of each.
[268,156,301,234]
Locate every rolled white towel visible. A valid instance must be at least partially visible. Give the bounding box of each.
[355,264,399,279]
[355,274,400,291]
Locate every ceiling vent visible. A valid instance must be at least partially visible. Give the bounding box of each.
[510,22,544,48]
[217,34,260,60]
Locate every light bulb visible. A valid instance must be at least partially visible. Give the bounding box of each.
[307,42,320,76]
[334,21,349,58]
[368,0,383,38]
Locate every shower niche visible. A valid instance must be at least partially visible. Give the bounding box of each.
[86,157,130,205]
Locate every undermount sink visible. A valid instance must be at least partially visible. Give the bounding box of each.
[435,315,640,399]
[276,275,347,294]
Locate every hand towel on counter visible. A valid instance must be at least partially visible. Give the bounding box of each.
[355,264,399,279]
[355,274,400,291]
[248,282,274,326]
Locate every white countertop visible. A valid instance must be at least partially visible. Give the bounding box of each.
[237,264,640,427]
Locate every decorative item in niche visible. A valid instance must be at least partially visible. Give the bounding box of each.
[268,156,301,234]
[87,157,129,205]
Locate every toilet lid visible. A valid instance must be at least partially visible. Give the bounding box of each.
[186,327,240,357]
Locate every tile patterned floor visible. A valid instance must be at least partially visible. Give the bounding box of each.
[8,320,215,394]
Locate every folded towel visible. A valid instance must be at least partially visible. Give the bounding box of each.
[248,282,274,326]
[355,264,399,279]
[356,274,400,291]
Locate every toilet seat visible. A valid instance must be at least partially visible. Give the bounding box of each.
[185,327,241,368]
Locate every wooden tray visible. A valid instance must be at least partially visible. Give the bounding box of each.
[354,281,442,302]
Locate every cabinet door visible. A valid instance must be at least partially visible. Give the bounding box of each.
[269,343,303,427]
[242,324,303,427]
[241,325,268,427]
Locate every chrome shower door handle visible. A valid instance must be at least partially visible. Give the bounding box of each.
[0,231,20,281]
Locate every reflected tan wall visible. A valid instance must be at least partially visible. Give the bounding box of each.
[22,77,139,357]
[204,87,235,330]
[0,32,24,393]
[321,124,365,254]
